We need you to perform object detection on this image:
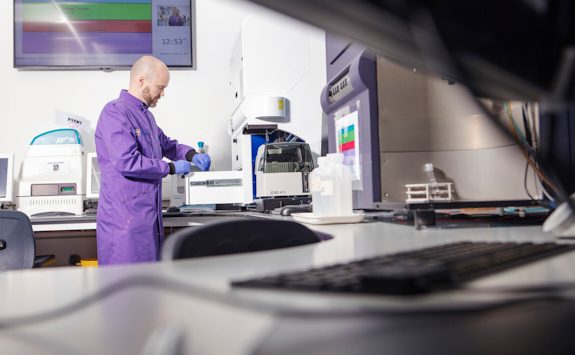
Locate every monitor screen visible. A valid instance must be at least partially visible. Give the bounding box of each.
[0,159,7,199]
[86,152,100,199]
[14,0,196,69]
[0,155,14,203]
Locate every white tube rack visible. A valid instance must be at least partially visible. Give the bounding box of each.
[406,183,454,203]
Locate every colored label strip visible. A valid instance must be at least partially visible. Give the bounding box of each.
[339,125,355,135]
[337,129,355,145]
[23,20,152,33]
[339,140,355,152]
[23,0,151,3]
[22,3,152,21]
[23,32,152,53]
[342,149,356,171]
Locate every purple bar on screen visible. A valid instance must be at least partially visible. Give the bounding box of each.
[23,32,50,53]
[23,32,152,53]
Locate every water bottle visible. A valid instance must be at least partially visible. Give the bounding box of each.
[311,157,327,216]
[320,153,353,217]
[196,141,213,171]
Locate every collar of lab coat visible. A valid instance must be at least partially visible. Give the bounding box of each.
[120,89,149,113]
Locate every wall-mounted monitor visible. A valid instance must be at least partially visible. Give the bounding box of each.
[14,0,196,70]
[0,154,14,203]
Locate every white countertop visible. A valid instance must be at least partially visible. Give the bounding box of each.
[2,216,573,354]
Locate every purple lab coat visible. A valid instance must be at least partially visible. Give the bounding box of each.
[95,90,193,265]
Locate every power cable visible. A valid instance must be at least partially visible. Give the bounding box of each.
[505,101,560,193]
[524,161,534,200]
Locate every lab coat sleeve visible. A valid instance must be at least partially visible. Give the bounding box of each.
[98,103,170,179]
[158,126,195,161]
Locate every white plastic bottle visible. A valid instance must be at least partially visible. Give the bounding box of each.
[321,153,353,217]
[311,157,327,216]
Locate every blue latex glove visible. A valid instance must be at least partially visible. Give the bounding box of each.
[173,160,192,175]
[192,154,211,171]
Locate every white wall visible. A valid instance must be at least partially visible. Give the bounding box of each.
[0,0,325,182]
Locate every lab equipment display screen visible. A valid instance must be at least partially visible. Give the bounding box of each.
[14,0,195,69]
[0,159,7,199]
[0,154,13,203]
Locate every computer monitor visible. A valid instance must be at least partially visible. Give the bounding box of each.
[0,154,14,203]
[14,0,197,69]
[247,0,575,103]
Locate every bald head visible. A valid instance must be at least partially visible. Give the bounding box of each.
[128,56,170,108]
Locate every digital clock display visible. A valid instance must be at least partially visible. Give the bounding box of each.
[162,39,184,45]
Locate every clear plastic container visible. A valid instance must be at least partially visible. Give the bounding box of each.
[313,153,353,217]
[311,157,327,216]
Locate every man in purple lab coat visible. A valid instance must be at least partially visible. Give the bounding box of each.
[95,56,211,265]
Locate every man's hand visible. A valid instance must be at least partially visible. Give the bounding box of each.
[192,154,211,171]
[173,160,192,175]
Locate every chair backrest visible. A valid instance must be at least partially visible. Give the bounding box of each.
[161,218,321,260]
[0,210,35,271]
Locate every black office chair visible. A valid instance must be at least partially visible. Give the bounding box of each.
[161,219,321,260]
[0,210,55,271]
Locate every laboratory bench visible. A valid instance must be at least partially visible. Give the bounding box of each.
[30,211,276,267]
[3,213,575,354]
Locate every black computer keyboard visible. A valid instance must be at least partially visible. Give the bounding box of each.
[232,241,575,295]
